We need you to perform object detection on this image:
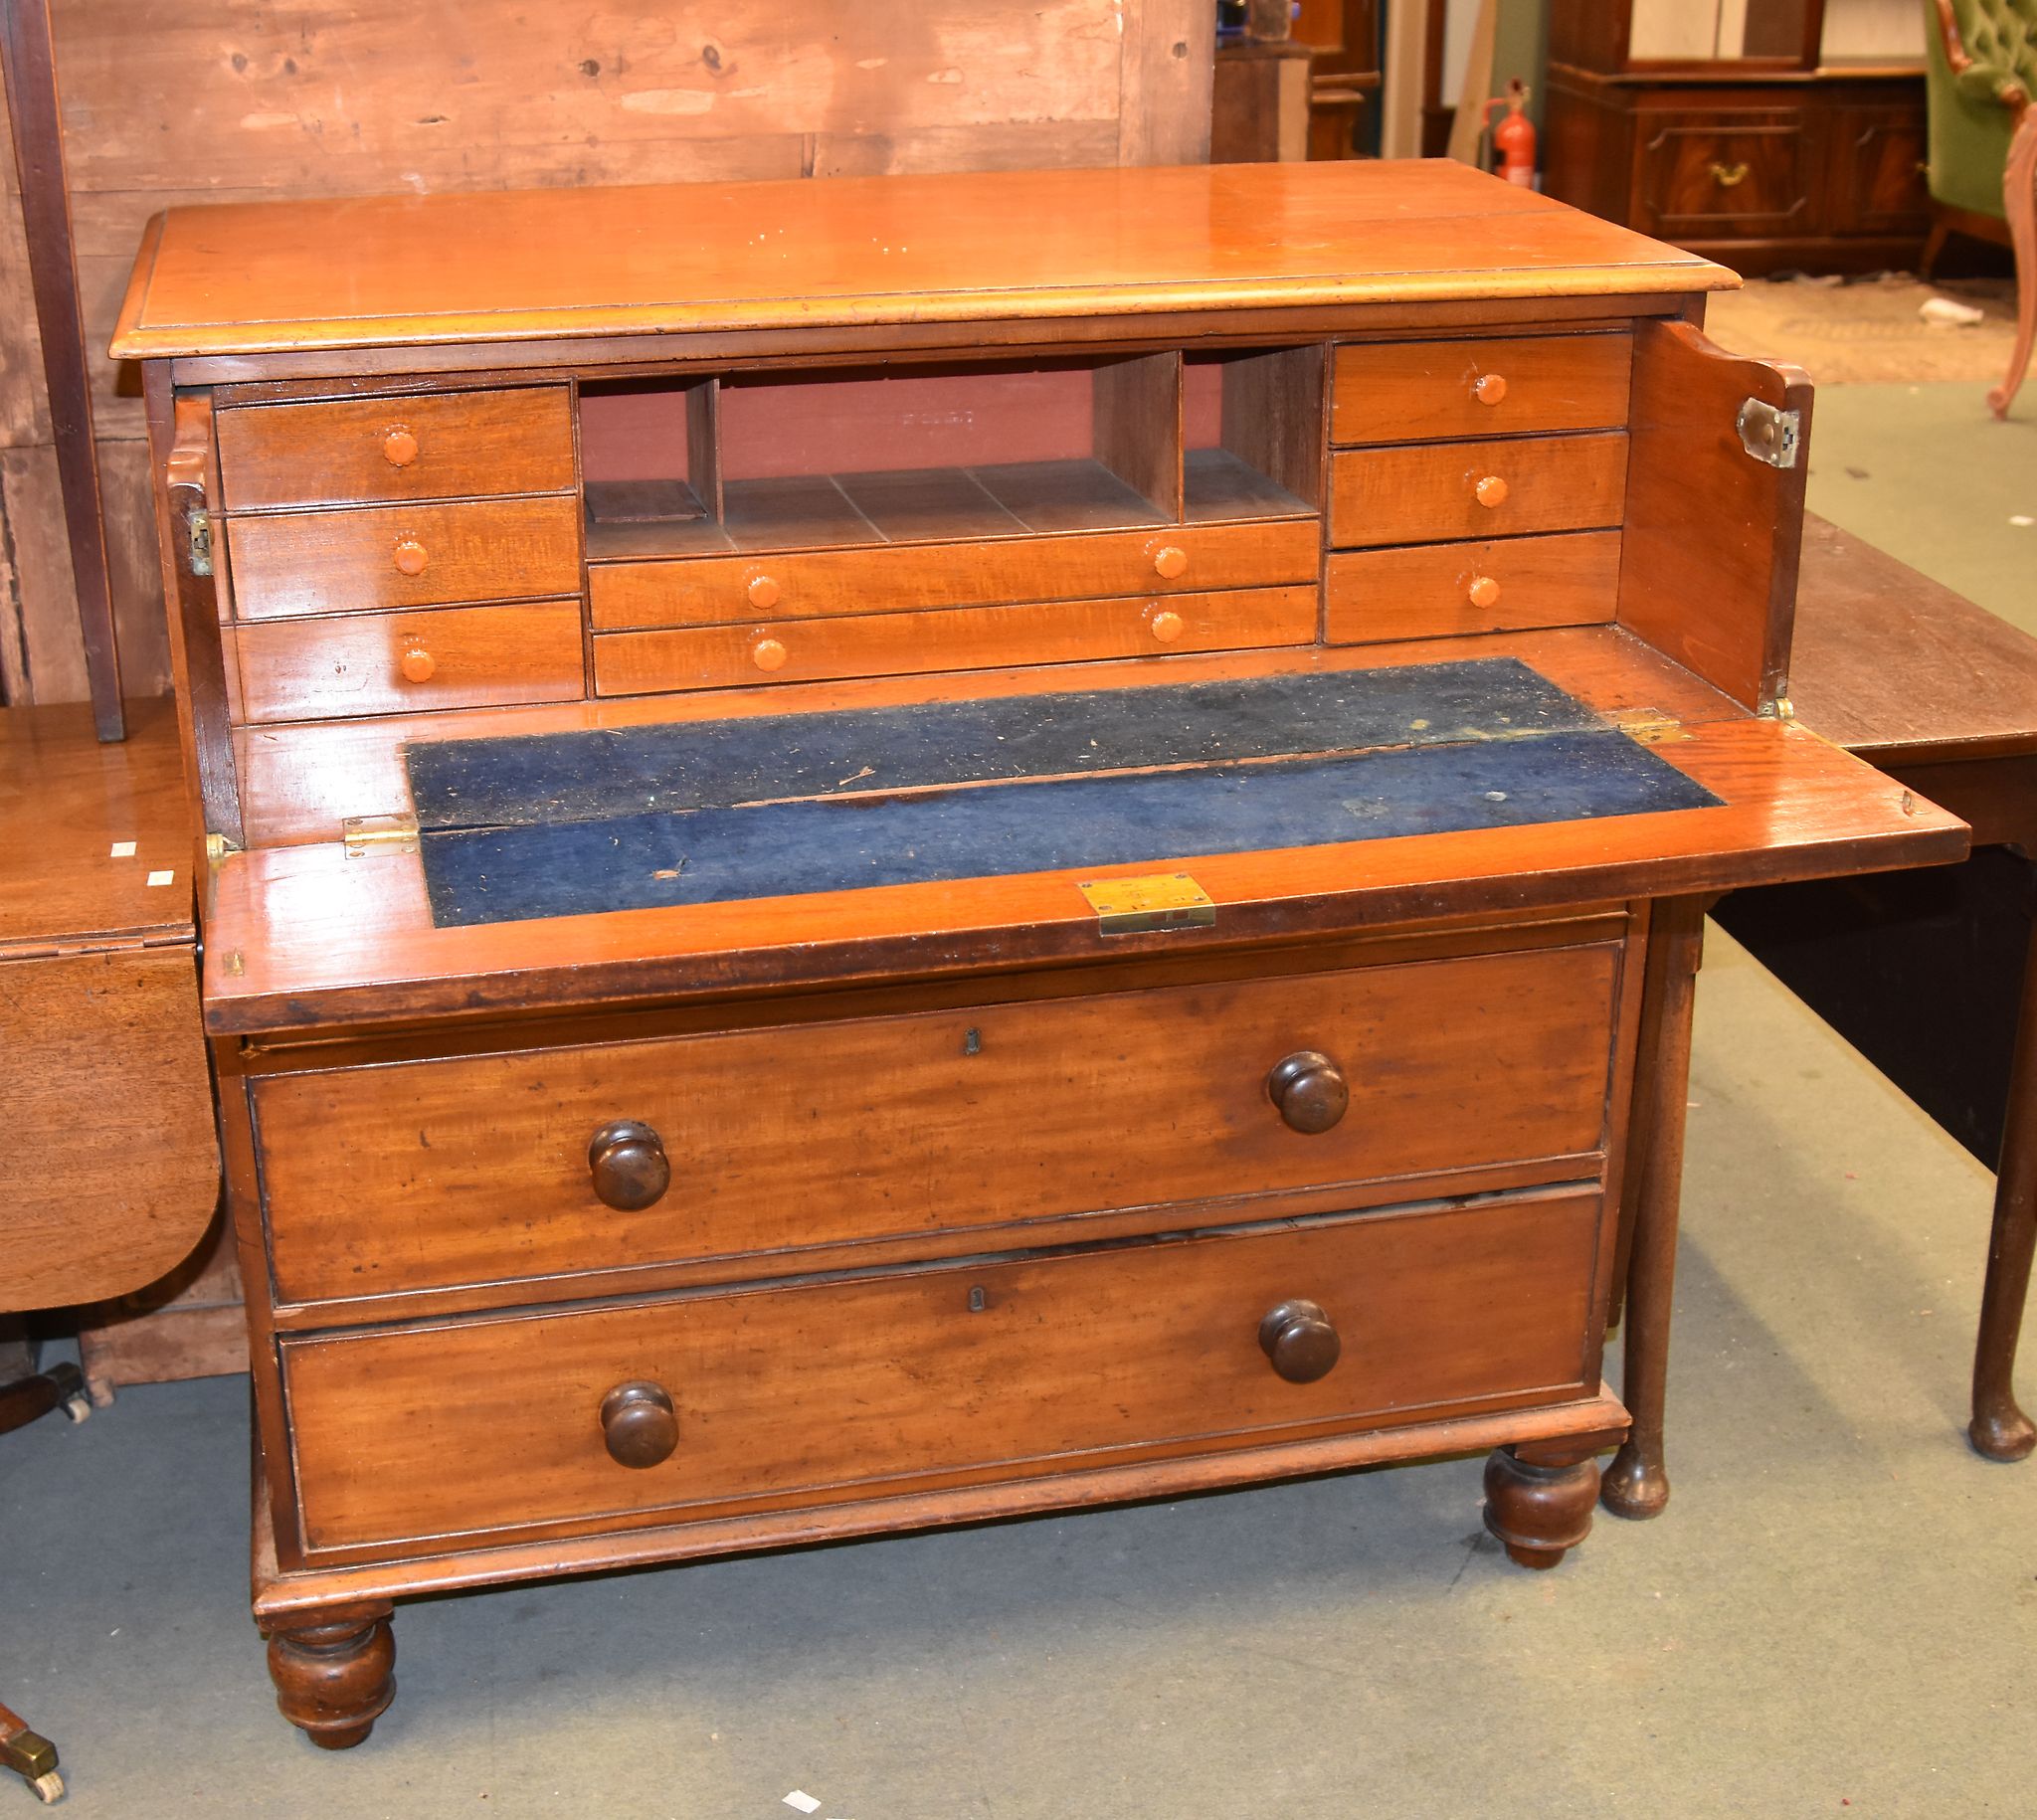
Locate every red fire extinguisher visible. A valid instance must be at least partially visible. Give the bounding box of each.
[1482,80,1537,188]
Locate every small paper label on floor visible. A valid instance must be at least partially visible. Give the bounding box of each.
[783,1794,822,1815]
[109,840,136,857]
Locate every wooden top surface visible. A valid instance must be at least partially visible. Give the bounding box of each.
[0,695,195,954]
[1789,516,2037,766]
[200,629,1961,1039]
[110,160,1735,361]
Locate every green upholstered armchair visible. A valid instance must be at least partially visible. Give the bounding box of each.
[1924,0,2035,416]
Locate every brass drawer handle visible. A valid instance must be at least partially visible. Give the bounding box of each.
[1474,473,1509,509]
[393,538,429,577]
[399,645,436,684]
[1473,373,1508,406]
[588,1120,670,1210]
[382,427,419,467]
[1468,575,1501,610]
[1259,1299,1341,1384]
[1711,160,1751,189]
[600,1380,677,1468]
[751,637,789,672]
[1267,1049,1349,1134]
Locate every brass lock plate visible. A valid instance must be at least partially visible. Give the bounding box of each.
[1077,871,1216,935]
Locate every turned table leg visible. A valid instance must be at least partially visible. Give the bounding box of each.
[1971,914,2037,1459]
[265,1604,396,1748]
[1602,897,1707,1521]
[1483,1438,1603,1569]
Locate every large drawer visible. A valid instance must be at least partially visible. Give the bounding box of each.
[587,518,1321,632]
[591,586,1315,695]
[1331,333,1632,447]
[1325,531,1621,643]
[218,387,575,509]
[226,494,583,619]
[1329,432,1627,550]
[235,601,585,723]
[279,1186,1608,1552]
[253,941,1624,1308]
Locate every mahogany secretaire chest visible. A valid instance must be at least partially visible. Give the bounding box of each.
[112,159,1961,1748]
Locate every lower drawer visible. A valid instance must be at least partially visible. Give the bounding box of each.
[280,1186,1607,1552]
[252,939,1625,1308]
[235,601,585,723]
[1325,531,1621,643]
[591,585,1315,695]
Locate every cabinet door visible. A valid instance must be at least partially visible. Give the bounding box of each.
[1826,104,1932,236]
[1636,107,1814,240]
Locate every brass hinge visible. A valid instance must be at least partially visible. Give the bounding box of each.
[1077,871,1216,935]
[342,813,420,857]
[204,830,240,865]
[1737,398,1801,469]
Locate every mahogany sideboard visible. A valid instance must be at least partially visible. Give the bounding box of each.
[110,159,1964,1749]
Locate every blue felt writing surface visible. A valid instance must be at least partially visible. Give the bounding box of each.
[403,660,1720,930]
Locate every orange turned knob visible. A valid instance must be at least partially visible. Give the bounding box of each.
[1152,545,1189,581]
[600,1381,678,1469]
[1473,373,1508,406]
[1468,575,1502,610]
[752,637,789,672]
[746,575,781,611]
[399,646,436,684]
[393,538,429,576]
[1474,474,1509,509]
[1150,610,1186,644]
[382,427,420,467]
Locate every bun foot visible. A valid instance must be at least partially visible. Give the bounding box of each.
[266,1606,396,1748]
[1599,1437,1670,1521]
[1969,1399,2037,1463]
[1483,1444,1599,1570]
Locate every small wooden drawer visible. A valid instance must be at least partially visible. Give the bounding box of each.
[1331,334,1632,447]
[591,586,1316,696]
[227,495,583,620]
[279,1186,1606,1552]
[217,387,574,509]
[253,941,1622,1309]
[235,601,584,724]
[587,518,1321,632]
[1325,531,1622,644]
[1329,432,1627,550]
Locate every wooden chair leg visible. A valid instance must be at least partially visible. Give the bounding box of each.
[0,1362,90,1437]
[1921,215,1950,281]
[1988,109,2037,422]
[0,1702,63,1804]
[1971,914,2037,1459]
[1602,897,1707,1521]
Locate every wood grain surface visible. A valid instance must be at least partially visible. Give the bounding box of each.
[253,941,1622,1308]
[1329,432,1628,549]
[111,163,1734,362]
[1325,531,1622,643]
[1331,331,1634,446]
[278,1188,1606,1553]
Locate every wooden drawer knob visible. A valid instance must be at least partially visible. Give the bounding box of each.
[382,427,419,467]
[1150,609,1185,644]
[746,575,781,610]
[1152,545,1189,581]
[399,646,436,684]
[1267,1050,1349,1134]
[588,1120,670,1211]
[1258,1298,1341,1384]
[393,538,429,576]
[1474,474,1509,509]
[1468,575,1501,610]
[600,1380,677,1469]
[751,637,789,672]
[1473,373,1508,406]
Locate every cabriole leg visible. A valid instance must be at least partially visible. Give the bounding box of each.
[1970,915,2037,1460]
